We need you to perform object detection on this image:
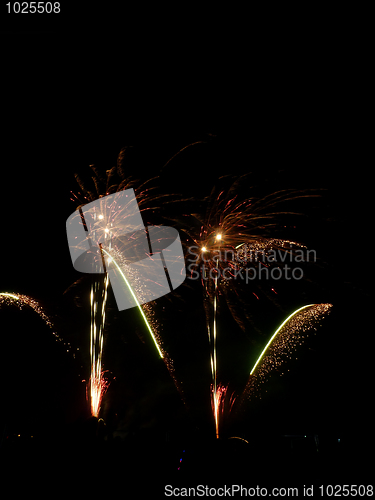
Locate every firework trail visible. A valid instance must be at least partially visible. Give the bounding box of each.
[100,247,163,357]
[0,292,62,343]
[99,245,181,394]
[208,276,219,435]
[242,303,333,401]
[211,382,236,439]
[89,274,109,417]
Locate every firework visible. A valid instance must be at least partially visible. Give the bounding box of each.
[100,246,182,395]
[178,175,319,328]
[211,382,236,439]
[71,146,326,432]
[101,246,164,358]
[70,155,183,415]
[243,303,333,400]
[208,276,219,435]
[0,291,62,343]
[71,151,181,218]
[172,172,320,436]
[89,274,109,417]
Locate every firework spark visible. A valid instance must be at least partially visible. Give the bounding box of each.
[71,147,326,432]
[89,274,109,417]
[100,246,182,395]
[101,246,164,358]
[0,292,62,343]
[70,156,184,414]
[211,383,236,438]
[207,276,219,436]
[243,303,333,400]
[172,173,319,435]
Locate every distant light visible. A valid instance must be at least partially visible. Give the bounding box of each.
[216,233,222,241]
[105,228,109,233]
[98,214,104,219]
[201,246,207,252]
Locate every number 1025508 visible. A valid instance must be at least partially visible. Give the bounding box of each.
[6,2,60,13]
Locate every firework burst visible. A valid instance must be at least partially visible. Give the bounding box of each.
[175,174,320,345]
[170,172,321,436]
[242,303,333,402]
[69,152,183,415]
[70,143,328,432]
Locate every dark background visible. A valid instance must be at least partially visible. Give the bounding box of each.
[1,33,372,493]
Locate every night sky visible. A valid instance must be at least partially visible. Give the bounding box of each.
[1,34,372,493]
